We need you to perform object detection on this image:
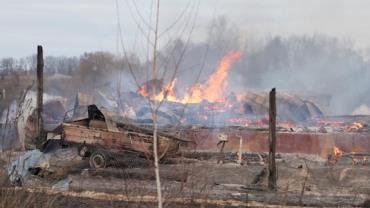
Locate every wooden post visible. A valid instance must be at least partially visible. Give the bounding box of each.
[217,133,228,164]
[1,89,5,100]
[237,135,243,165]
[36,45,44,144]
[268,88,277,191]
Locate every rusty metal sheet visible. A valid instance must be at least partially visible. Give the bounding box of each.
[185,128,370,157]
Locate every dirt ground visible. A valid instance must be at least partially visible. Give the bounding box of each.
[1,149,370,207]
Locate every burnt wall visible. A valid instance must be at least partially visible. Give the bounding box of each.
[185,129,370,157]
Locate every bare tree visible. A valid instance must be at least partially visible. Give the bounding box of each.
[114,1,200,207]
[1,58,15,74]
[150,1,163,207]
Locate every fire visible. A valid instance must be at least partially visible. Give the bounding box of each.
[138,86,149,97]
[153,79,177,101]
[139,50,241,104]
[227,118,252,127]
[279,121,295,129]
[333,146,343,158]
[180,50,241,103]
[347,122,364,131]
[329,146,343,165]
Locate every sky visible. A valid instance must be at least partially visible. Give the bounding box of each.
[1,0,370,58]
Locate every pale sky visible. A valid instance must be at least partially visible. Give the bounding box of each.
[1,0,370,58]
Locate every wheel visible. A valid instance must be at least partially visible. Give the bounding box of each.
[78,145,89,157]
[89,151,107,169]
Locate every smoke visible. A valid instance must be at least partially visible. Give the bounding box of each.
[232,35,370,114]
[161,18,370,115]
[2,17,370,116]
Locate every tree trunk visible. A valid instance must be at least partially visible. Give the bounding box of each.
[151,1,163,207]
[152,112,163,207]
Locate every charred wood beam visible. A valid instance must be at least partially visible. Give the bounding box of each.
[36,45,44,145]
[268,88,277,191]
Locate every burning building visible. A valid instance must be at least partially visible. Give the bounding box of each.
[133,51,324,126]
[2,50,370,159]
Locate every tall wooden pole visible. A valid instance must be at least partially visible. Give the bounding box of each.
[268,88,277,191]
[37,45,44,143]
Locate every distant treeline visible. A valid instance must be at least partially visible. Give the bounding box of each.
[0,52,139,76]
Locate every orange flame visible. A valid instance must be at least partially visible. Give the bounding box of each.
[140,50,242,104]
[138,86,149,97]
[153,79,177,101]
[347,122,364,131]
[333,146,343,158]
[279,121,295,129]
[181,50,241,103]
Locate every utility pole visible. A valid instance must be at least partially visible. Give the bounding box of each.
[268,88,277,191]
[36,45,44,145]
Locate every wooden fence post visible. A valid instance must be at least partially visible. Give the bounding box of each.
[36,45,44,144]
[268,88,277,191]
[237,135,243,165]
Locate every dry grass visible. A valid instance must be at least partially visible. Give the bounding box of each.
[0,188,58,208]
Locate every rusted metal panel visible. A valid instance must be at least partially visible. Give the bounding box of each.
[185,128,370,157]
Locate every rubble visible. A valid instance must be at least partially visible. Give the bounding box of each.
[7,149,46,185]
[328,151,370,166]
[6,148,82,186]
[51,178,71,191]
[3,151,370,207]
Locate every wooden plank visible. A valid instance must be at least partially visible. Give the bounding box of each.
[89,120,107,129]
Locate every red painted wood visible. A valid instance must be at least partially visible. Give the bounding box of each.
[185,129,370,157]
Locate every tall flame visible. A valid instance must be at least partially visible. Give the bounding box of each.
[182,50,241,103]
[139,50,241,104]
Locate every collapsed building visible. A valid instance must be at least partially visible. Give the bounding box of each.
[1,49,369,159]
[2,80,369,159]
